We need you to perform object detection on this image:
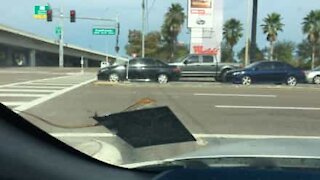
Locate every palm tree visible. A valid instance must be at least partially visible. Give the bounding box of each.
[261,13,284,61]
[161,3,185,59]
[302,10,320,70]
[223,18,243,62]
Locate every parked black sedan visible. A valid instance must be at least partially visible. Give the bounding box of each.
[97,58,181,84]
[226,61,306,86]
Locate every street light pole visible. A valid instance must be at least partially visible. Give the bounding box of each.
[250,0,258,60]
[141,0,145,58]
[244,0,252,66]
[59,7,64,68]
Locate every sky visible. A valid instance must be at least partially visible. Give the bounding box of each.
[0,0,319,57]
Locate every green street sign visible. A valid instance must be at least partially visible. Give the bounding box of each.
[55,26,62,35]
[92,28,116,35]
[33,5,50,19]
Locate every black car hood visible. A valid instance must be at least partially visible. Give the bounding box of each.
[227,68,246,74]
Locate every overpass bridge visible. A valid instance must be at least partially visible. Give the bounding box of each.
[0,24,126,67]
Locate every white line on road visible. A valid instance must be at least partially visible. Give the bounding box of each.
[1,101,26,106]
[28,82,78,86]
[8,86,65,89]
[0,75,71,88]
[15,77,96,112]
[0,94,45,97]
[50,132,320,140]
[215,105,320,111]
[194,93,277,98]
[0,89,56,93]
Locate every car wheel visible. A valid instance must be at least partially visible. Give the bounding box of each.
[241,76,251,85]
[313,76,320,85]
[220,69,231,82]
[108,73,120,82]
[157,74,168,84]
[286,76,297,86]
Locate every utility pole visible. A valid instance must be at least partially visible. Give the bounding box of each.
[59,7,64,68]
[245,0,252,66]
[141,0,145,58]
[250,0,258,61]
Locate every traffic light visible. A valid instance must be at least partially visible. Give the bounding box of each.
[70,10,76,22]
[46,9,52,22]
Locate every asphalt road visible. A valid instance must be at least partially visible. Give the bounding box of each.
[1,68,320,166]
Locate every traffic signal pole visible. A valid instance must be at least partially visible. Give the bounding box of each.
[141,0,145,58]
[46,7,119,68]
[59,7,64,68]
[245,0,252,66]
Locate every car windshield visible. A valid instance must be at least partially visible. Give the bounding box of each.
[245,61,261,69]
[2,0,320,170]
[174,55,189,63]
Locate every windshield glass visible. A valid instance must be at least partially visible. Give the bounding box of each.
[2,0,320,170]
[245,61,260,69]
[174,55,189,63]
[314,66,320,71]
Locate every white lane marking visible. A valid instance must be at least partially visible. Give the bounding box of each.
[194,93,277,98]
[28,82,78,86]
[2,101,26,106]
[0,89,56,93]
[8,86,65,89]
[0,94,45,97]
[0,75,71,88]
[15,77,96,112]
[50,132,320,140]
[215,105,320,111]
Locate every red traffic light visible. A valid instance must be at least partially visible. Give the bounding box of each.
[46,9,52,22]
[70,10,76,22]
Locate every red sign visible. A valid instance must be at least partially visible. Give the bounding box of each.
[193,46,219,55]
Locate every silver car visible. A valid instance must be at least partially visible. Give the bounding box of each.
[306,66,320,84]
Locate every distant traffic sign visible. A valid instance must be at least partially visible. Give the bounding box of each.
[55,26,62,35]
[92,28,116,35]
[34,5,50,19]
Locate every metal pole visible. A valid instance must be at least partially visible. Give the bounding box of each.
[80,56,84,73]
[126,60,129,80]
[141,0,145,58]
[59,7,64,68]
[116,15,120,60]
[250,0,258,60]
[244,0,252,66]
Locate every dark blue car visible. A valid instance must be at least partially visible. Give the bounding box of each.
[226,61,306,86]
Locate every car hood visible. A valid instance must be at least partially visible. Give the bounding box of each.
[169,62,184,66]
[123,138,320,168]
[227,68,247,74]
[100,65,124,71]
[307,70,320,75]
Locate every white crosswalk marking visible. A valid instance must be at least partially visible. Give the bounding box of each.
[0,89,56,93]
[2,101,26,107]
[0,74,96,112]
[0,94,45,97]
[29,82,77,86]
[8,86,65,89]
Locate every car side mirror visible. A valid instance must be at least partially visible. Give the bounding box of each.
[183,60,188,65]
